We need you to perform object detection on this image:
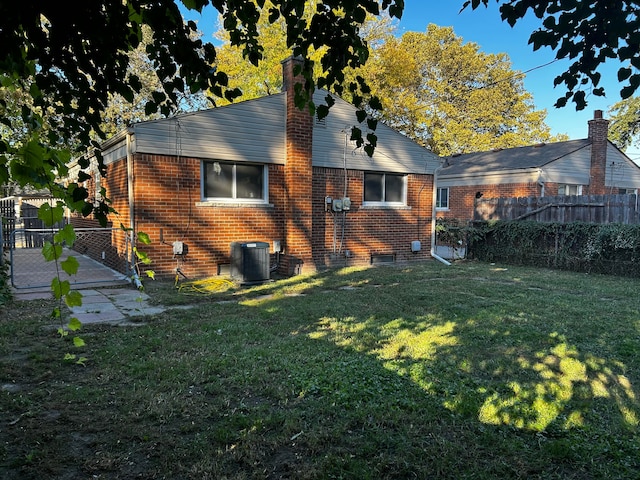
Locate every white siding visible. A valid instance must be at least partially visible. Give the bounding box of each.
[110,90,439,174]
[312,92,440,174]
[605,144,640,189]
[131,95,286,164]
[540,148,591,184]
[102,138,127,165]
[437,170,539,188]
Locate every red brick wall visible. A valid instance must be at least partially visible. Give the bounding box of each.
[312,168,433,267]
[100,154,435,278]
[124,154,286,279]
[282,56,314,275]
[588,110,609,195]
[439,182,542,221]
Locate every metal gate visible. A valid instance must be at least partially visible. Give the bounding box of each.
[9,227,133,289]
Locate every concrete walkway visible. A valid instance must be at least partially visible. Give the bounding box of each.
[67,288,166,325]
[13,287,167,326]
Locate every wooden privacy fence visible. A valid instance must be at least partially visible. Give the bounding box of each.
[474,194,640,224]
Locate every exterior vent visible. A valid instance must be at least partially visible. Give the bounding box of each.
[370,253,396,265]
[230,241,270,285]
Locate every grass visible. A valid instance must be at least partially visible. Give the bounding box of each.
[1,260,639,479]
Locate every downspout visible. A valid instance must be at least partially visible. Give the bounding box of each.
[430,161,451,266]
[126,130,142,288]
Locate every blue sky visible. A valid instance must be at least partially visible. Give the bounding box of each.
[184,1,626,142]
[398,3,622,141]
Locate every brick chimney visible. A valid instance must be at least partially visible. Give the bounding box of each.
[281,56,314,274]
[588,109,609,195]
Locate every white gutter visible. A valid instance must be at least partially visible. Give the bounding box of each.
[431,161,452,266]
[126,130,139,284]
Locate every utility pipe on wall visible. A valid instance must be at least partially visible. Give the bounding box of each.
[126,129,140,286]
[430,161,452,266]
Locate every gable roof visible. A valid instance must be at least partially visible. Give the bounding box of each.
[100,90,441,175]
[440,139,591,176]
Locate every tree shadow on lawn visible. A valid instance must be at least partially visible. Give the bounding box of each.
[2,265,639,479]
[262,267,640,435]
[228,265,640,476]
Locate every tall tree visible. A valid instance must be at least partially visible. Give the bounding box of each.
[212,0,397,103]
[362,25,561,155]
[465,0,640,110]
[100,26,209,138]
[608,97,640,151]
[1,0,400,204]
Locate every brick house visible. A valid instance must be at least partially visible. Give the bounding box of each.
[79,57,442,279]
[435,110,640,221]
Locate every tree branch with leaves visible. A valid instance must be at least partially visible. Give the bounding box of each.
[464,0,640,110]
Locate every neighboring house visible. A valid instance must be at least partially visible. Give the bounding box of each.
[436,110,640,221]
[75,57,441,279]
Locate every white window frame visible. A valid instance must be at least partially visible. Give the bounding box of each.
[620,188,638,195]
[436,187,449,210]
[558,184,582,196]
[201,160,268,204]
[363,172,407,207]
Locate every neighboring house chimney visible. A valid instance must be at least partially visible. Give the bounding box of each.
[588,109,609,195]
[281,56,314,274]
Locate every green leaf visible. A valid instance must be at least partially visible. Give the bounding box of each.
[42,241,63,261]
[61,255,80,276]
[22,140,44,169]
[64,353,77,362]
[68,317,82,332]
[368,96,383,111]
[145,101,157,115]
[134,247,152,265]
[316,104,330,120]
[145,270,156,280]
[618,67,632,82]
[73,336,86,348]
[65,290,83,308]
[51,277,71,299]
[364,144,375,157]
[137,231,151,245]
[38,203,65,226]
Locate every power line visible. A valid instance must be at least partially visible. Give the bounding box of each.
[462,58,560,93]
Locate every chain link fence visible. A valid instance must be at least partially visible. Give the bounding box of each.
[9,227,132,289]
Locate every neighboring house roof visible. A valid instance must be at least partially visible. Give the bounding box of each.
[440,139,590,176]
[100,90,441,175]
[438,138,640,190]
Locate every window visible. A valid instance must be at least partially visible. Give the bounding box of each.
[202,161,266,202]
[620,188,637,195]
[558,184,582,196]
[363,172,406,205]
[436,187,449,210]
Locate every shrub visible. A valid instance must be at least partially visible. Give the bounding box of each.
[469,221,640,277]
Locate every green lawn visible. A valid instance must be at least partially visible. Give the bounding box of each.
[1,261,639,479]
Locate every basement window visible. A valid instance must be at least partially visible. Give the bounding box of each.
[202,161,267,203]
[558,184,582,196]
[363,172,406,206]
